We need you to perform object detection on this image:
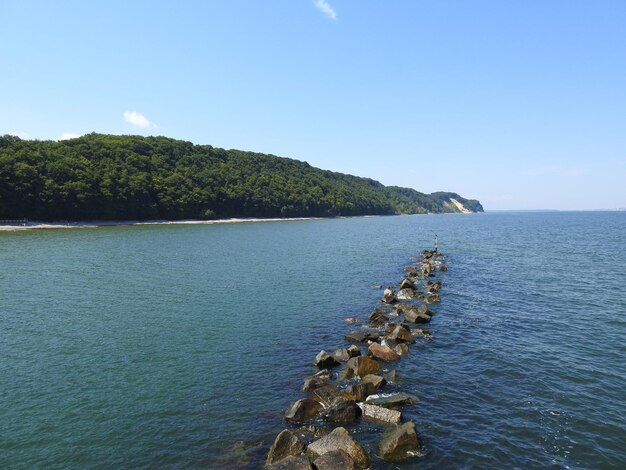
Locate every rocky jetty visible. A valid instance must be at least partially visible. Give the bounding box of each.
[263,242,449,467]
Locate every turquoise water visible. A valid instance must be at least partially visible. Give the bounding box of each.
[1,212,625,469]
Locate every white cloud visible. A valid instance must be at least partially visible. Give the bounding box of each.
[123,111,158,129]
[6,130,29,139]
[314,0,337,21]
[59,132,81,140]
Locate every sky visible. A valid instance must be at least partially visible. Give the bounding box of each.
[1,0,625,210]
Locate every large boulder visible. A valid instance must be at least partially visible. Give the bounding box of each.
[311,384,344,407]
[368,343,401,361]
[266,456,313,470]
[313,449,357,470]
[399,278,416,290]
[365,392,419,408]
[285,398,322,423]
[368,308,388,326]
[332,348,351,363]
[307,427,370,469]
[265,429,306,466]
[362,374,387,393]
[347,345,361,358]
[379,421,421,461]
[302,369,331,392]
[388,325,416,344]
[343,382,369,402]
[314,350,340,369]
[382,288,397,304]
[358,403,402,424]
[344,356,381,378]
[396,288,417,300]
[322,397,360,423]
[404,307,431,324]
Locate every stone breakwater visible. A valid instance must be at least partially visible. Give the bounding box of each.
[263,248,447,469]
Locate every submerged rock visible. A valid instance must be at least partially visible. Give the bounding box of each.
[285,399,322,423]
[314,350,340,369]
[313,449,357,470]
[344,331,379,343]
[358,403,402,424]
[379,421,421,461]
[265,429,306,466]
[266,455,313,470]
[368,343,401,361]
[307,427,370,469]
[368,308,388,326]
[343,317,360,324]
[382,288,397,304]
[439,265,448,272]
[365,392,419,408]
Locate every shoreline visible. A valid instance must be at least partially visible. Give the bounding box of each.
[0,216,326,232]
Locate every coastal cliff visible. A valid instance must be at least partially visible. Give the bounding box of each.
[0,133,483,221]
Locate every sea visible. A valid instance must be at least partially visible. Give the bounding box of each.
[0,211,624,469]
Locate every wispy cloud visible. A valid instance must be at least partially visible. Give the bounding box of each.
[123,111,158,129]
[313,0,337,21]
[59,132,81,140]
[6,130,29,139]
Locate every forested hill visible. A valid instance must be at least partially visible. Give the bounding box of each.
[0,133,483,221]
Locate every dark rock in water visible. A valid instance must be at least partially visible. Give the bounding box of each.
[368,343,401,361]
[404,266,420,277]
[426,280,442,293]
[343,382,369,401]
[344,331,379,343]
[422,250,434,259]
[322,397,361,423]
[302,370,331,392]
[266,455,313,470]
[426,294,440,303]
[384,322,408,335]
[405,309,431,324]
[379,421,421,461]
[265,429,306,466]
[384,369,399,383]
[365,392,419,408]
[358,403,402,424]
[344,356,382,378]
[369,284,383,289]
[312,384,344,407]
[388,325,416,344]
[313,449,357,470]
[394,343,409,356]
[347,345,361,358]
[343,317,360,324]
[399,278,416,290]
[417,303,432,316]
[411,328,430,336]
[307,427,370,469]
[382,288,397,304]
[332,348,351,363]
[368,308,388,326]
[439,265,448,272]
[314,350,340,369]
[362,374,387,394]
[285,399,322,423]
[396,288,417,300]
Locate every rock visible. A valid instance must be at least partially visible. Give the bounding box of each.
[416,303,432,315]
[394,343,409,355]
[396,288,417,300]
[411,328,430,336]
[365,392,419,408]
[399,278,416,290]
[404,308,431,324]
[302,370,331,392]
[307,427,370,469]
[379,421,421,461]
[343,317,360,324]
[404,267,419,277]
[313,449,357,470]
[384,369,399,383]
[368,343,401,361]
[422,250,434,258]
[285,399,323,423]
[358,403,402,424]
[439,265,448,271]
[344,331,379,343]
[368,308,388,326]
[426,294,440,303]
[265,429,306,466]
[312,384,345,407]
[343,382,369,401]
[362,374,387,393]
[382,288,397,304]
[314,350,340,369]
[426,280,442,293]
[369,284,383,289]
[347,345,361,358]
[388,325,416,344]
[345,356,382,378]
[322,397,360,423]
[332,348,351,363]
[266,455,313,470]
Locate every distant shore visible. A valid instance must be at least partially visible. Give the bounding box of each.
[0,217,326,232]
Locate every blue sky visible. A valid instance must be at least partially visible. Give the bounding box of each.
[1,0,625,210]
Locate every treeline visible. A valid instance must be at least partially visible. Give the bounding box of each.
[0,133,483,221]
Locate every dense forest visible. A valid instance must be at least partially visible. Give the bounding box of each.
[0,133,483,221]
